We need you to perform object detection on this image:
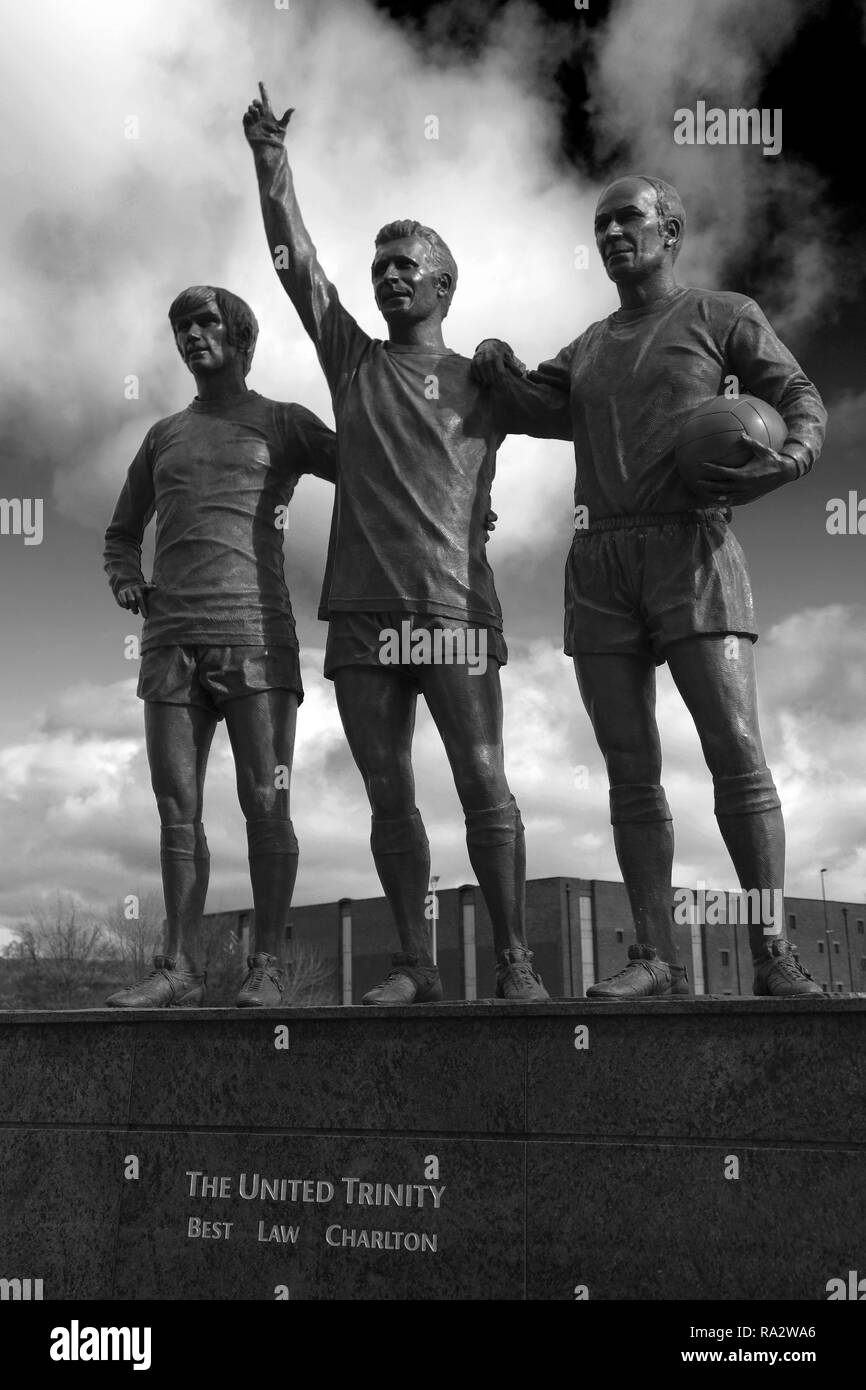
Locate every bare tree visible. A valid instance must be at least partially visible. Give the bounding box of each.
[282,940,337,1006]
[7,895,115,1008]
[102,890,165,982]
[189,919,337,1006]
[1,937,29,959]
[0,895,338,1009]
[197,911,247,1005]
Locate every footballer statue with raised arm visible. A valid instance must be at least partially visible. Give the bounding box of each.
[243,84,571,1005]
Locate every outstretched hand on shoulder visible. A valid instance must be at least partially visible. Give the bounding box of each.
[471,339,527,386]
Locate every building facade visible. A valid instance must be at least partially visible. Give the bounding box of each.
[216,877,866,1003]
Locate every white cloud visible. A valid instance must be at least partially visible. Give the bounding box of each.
[0,0,607,536]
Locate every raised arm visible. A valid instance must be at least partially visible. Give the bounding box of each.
[243,83,366,387]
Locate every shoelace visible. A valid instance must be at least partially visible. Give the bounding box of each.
[120,965,171,993]
[247,964,282,991]
[503,960,538,983]
[601,961,648,982]
[781,957,815,981]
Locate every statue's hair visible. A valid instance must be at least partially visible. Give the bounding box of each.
[373,220,458,315]
[168,285,259,375]
[609,175,687,259]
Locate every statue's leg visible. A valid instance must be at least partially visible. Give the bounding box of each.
[419,650,546,999]
[145,700,216,971]
[665,635,822,996]
[334,667,439,1001]
[223,687,299,967]
[106,696,215,1008]
[666,634,777,959]
[574,651,678,963]
[564,531,681,995]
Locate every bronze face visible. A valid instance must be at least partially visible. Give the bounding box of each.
[371,236,451,326]
[594,176,674,285]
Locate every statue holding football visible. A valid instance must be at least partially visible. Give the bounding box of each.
[474,173,827,1000]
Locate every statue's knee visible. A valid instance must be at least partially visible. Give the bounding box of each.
[366,766,414,818]
[154,793,199,825]
[238,782,285,821]
[700,712,764,776]
[455,745,506,806]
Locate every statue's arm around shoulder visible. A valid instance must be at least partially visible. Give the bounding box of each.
[472,337,575,441]
[283,402,338,485]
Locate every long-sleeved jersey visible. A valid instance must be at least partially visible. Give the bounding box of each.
[528,286,826,521]
[103,390,336,650]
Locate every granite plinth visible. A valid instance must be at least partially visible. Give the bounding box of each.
[0,999,863,1301]
[0,1129,125,1300]
[526,1143,866,1302]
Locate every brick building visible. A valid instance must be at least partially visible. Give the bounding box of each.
[213,877,866,1003]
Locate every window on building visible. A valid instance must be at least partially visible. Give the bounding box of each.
[835,982,844,993]
[834,942,840,954]
[615,929,624,943]
[460,891,477,1002]
[339,903,352,1006]
[787,913,796,931]
[564,891,581,996]
[690,922,705,995]
[857,919,865,935]
[720,950,730,967]
[818,941,825,954]
[860,957,866,972]
[236,910,252,960]
[579,895,595,991]
[821,982,829,993]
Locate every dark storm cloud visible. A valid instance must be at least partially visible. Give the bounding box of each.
[584,0,852,339]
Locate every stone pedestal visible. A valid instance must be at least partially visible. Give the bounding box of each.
[0,999,862,1300]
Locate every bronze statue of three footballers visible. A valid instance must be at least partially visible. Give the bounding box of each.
[103,88,826,1007]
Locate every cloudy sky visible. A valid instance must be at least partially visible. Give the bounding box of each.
[1,0,864,947]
